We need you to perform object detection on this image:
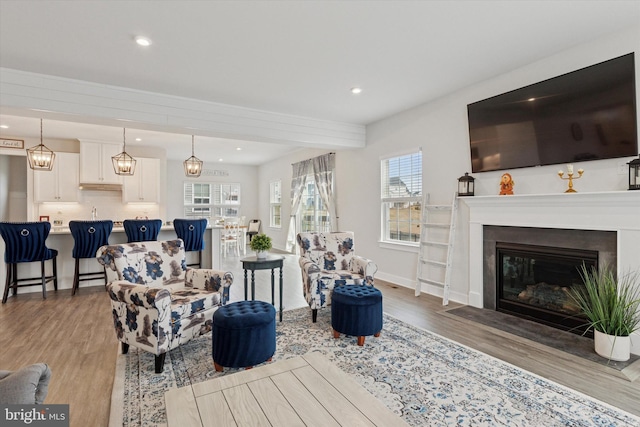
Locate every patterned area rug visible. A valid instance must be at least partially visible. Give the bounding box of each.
[110,307,640,426]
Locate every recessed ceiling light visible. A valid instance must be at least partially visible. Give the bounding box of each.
[528,98,536,102]
[218,158,224,162]
[135,36,152,47]
[0,125,8,129]
[351,87,362,95]
[135,138,142,141]
[236,147,242,151]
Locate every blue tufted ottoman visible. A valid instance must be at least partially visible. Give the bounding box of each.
[331,285,383,346]
[212,300,276,371]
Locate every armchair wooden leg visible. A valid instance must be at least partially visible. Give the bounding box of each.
[155,353,166,373]
[121,342,129,354]
[214,361,224,372]
[312,309,318,323]
[333,329,340,339]
[357,336,365,346]
[374,331,381,337]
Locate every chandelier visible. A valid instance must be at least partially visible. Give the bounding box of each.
[26,119,56,171]
[183,135,204,177]
[111,128,137,175]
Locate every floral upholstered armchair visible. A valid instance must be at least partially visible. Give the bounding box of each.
[297,231,377,322]
[96,239,233,373]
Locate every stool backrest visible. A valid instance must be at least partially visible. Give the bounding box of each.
[123,219,162,243]
[69,220,114,259]
[0,222,54,263]
[173,218,207,251]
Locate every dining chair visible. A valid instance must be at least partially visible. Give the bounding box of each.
[123,219,162,242]
[246,219,261,242]
[221,222,240,257]
[0,221,58,304]
[173,218,208,268]
[69,220,113,295]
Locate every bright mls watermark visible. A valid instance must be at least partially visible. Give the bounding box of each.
[1,405,69,426]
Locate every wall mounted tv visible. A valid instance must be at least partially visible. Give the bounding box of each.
[467,53,637,173]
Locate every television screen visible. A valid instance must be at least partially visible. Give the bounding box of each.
[467,53,637,173]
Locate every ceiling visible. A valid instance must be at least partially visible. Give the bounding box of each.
[0,1,638,164]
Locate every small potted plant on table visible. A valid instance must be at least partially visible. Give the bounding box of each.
[250,233,272,259]
[569,264,640,362]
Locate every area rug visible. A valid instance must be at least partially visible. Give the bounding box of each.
[110,307,640,427]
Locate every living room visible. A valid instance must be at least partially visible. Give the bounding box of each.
[1,2,640,427]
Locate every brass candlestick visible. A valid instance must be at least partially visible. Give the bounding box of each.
[557,167,584,193]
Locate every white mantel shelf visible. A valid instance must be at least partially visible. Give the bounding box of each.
[461,191,640,231]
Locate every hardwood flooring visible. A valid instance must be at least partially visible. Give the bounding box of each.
[1,252,639,427]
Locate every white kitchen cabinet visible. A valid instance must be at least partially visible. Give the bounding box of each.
[122,157,159,203]
[34,152,80,202]
[79,141,123,185]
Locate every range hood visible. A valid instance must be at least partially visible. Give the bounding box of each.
[78,183,122,191]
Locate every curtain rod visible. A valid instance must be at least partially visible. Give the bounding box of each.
[292,152,335,165]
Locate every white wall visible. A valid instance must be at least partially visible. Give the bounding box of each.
[258,25,640,299]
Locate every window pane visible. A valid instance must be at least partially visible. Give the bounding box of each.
[381,151,422,244]
[299,177,330,232]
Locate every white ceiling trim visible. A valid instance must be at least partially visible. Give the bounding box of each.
[0,67,365,149]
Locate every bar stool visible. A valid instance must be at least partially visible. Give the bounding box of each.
[173,218,207,268]
[123,219,162,243]
[69,220,113,295]
[0,221,58,304]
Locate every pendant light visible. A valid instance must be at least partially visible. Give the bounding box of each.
[112,128,137,175]
[26,119,56,171]
[183,135,203,177]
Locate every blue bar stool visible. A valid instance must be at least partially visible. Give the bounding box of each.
[173,218,207,268]
[69,220,113,295]
[0,222,58,304]
[123,219,162,243]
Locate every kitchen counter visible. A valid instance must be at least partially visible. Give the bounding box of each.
[0,225,233,296]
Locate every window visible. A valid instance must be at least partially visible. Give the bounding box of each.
[299,178,330,232]
[184,182,241,219]
[381,151,422,244]
[270,180,281,228]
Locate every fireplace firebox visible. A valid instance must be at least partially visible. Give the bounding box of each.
[496,242,597,335]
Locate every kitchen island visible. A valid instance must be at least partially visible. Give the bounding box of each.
[0,224,235,298]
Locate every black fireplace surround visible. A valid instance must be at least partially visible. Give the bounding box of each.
[483,226,617,335]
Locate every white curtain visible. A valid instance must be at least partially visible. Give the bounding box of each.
[285,159,312,252]
[312,153,337,232]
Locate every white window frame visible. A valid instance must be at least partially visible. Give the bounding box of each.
[270,180,282,228]
[184,182,241,219]
[380,150,422,247]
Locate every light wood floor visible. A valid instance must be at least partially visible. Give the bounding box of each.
[1,252,639,427]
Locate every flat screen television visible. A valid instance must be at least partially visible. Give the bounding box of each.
[467,53,637,173]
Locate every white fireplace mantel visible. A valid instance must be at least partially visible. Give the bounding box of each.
[462,191,640,355]
[462,191,640,231]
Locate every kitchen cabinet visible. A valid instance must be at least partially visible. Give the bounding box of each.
[122,157,159,203]
[79,141,123,185]
[34,152,80,202]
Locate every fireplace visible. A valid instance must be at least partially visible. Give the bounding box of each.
[462,192,640,355]
[496,242,597,334]
[482,226,617,335]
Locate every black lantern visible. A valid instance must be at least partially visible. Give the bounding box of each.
[628,156,640,190]
[458,172,475,196]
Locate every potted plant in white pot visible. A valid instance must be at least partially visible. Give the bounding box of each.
[250,233,272,259]
[569,264,640,361]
